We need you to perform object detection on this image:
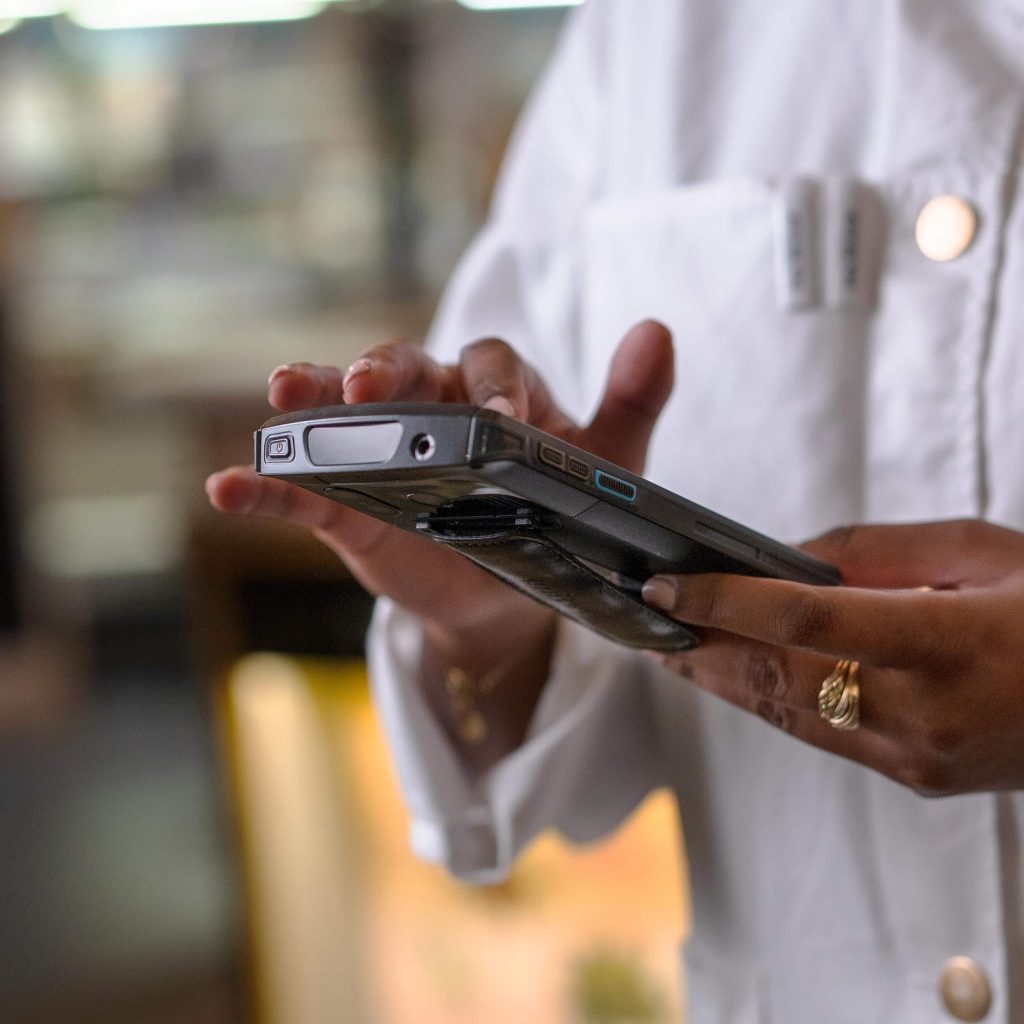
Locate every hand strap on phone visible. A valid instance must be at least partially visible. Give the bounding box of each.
[438,530,697,652]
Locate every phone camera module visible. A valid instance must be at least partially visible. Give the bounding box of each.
[411,433,436,462]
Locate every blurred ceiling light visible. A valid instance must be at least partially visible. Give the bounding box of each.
[68,0,328,29]
[0,0,61,15]
[0,17,22,31]
[456,0,582,8]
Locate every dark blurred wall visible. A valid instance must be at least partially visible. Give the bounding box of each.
[0,210,21,634]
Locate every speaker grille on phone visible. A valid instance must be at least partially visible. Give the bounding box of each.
[594,470,637,502]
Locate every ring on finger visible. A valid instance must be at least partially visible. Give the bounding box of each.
[817,659,861,731]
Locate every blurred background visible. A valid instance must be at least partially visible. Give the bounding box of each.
[0,2,688,1021]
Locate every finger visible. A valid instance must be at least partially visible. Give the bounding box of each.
[206,467,508,624]
[267,362,348,412]
[664,628,903,728]
[581,320,675,472]
[456,337,528,419]
[659,633,902,771]
[642,572,967,669]
[458,337,575,433]
[800,520,1024,589]
[205,466,383,553]
[338,339,462,405]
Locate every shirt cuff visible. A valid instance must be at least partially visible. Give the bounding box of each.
[367,597,653,882]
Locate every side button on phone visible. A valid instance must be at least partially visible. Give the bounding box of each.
[264,434,294,461]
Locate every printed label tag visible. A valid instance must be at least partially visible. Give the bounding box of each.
[823,177,882,310]
[772,177,818,311]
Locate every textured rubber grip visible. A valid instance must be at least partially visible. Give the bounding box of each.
[437,529,698,652]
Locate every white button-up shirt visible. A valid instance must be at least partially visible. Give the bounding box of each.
[369,2,1024,1020]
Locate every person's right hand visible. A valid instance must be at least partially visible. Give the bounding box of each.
[206,319,676,656]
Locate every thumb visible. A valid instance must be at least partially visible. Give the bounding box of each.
[581,320,675,472]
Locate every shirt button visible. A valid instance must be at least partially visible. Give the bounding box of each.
[939,956,992,1022]
[915,194,978,261]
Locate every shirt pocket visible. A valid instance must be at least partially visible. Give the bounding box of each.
[580,169,1008,537]
[580,178,870,540]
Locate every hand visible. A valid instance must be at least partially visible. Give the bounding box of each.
[641,520,1024,795]
[206,320,675,761]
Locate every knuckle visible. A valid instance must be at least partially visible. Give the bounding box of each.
[918,716,967,759]
[752,697,794,734]
[893,701,969,795]
[772,591,836,647]
[743,647,791,703]
[897,754,955,798]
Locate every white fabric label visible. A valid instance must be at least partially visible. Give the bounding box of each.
[822,176,884,310]
[772,177,818,310]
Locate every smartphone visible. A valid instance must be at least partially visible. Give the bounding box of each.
[255,403,840,650]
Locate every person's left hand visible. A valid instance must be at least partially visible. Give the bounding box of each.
[641,519,1024,795]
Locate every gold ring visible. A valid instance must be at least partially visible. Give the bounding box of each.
[817,659,861,731]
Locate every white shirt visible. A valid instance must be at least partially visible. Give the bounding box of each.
[368,2,1024,1020]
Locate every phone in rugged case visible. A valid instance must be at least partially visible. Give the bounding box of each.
[255,403,841,651]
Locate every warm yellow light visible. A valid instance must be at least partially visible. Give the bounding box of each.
[69,0,327,29]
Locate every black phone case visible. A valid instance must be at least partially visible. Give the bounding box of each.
[255,404,841,652]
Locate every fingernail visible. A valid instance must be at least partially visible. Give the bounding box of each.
[642,576,678,611]
[268,364,292,387]
[482,395,516,418]
[343,359,372,388]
